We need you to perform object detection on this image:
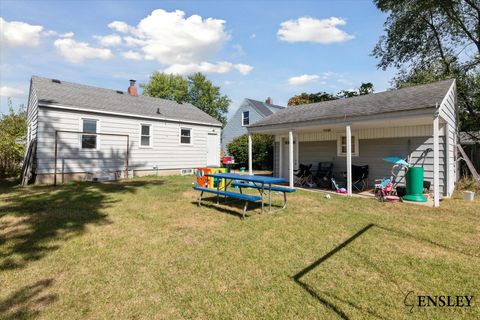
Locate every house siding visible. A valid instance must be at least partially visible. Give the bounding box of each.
[26,84,39,143]
[35,107,221,175]
[439,82,457,196]
[222,101,265,150]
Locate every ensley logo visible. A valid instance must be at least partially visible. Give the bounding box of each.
[404,291,474,313]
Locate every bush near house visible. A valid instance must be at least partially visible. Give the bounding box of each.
[227,133,274,170]
[0,103,27,178]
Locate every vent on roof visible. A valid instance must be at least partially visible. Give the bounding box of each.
[156,108,162,114]
[116,90,124,94]
[51,79,61,84]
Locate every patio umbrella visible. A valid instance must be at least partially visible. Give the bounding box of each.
[382,156,410,167]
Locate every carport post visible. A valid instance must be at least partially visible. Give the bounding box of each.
[346,125,352,196]
[248,133,253,175]
[433,112,440,208]
[289,130,294,189]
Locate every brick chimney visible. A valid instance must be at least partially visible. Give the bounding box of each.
[128,79,138,96]
[265,97,273,104]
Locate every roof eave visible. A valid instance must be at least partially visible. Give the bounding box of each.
[247,106,437,133]
[38,102,223,127]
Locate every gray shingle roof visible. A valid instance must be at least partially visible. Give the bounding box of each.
[250,79,455,128]
[32,76,222,126]
[245,98,285,117]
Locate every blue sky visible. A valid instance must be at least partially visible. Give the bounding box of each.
[0,0,396,116]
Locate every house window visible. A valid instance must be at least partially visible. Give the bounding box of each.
[140,124,151,147]
[180,128,191,144]
[81,119,98,149]
[337,135,359,156]
[242,111,250,126]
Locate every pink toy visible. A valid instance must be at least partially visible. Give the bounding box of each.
[331,178,347,194]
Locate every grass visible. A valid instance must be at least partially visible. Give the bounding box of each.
[0,175,479,319]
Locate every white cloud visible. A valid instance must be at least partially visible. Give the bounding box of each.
[108,21,134,33]
[288,74,320,86]
[250,33,256,39]
[234,64,253,75]
[278,17,354,44]
[94,34,122,46]
[42,30,74,38]
[0,17,43,47]
[60,32,74,38]
[54,38,114,63]
[122,50,142,60]
[163,61,253,75]
[109,9,230,65]
[0,86,24,97]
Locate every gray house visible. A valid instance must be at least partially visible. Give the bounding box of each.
[246,79,458,207]
[222,98,285,150]
[24,76,222,184]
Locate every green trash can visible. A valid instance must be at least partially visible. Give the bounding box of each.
[403,166,427,202]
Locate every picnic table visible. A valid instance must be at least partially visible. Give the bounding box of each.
[194,172,294,217]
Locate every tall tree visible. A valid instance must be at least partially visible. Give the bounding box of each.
[288,83,374,106]
[288,92,337,106]
[141,72,230,125]
[372,0,480,131]
[0,99,27,178]
[140,72,189,103]
[187,73,230,125]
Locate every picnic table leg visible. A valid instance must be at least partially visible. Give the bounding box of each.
[268,184,272,212]
[283,192,287,209]
[243,201,248,219]
[261,183,264,214]
[198,191,204,207]
[224,178,228,202]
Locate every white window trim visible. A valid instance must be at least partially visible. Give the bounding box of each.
[79,117,100,150]
[337,135,359,157]
[179,127,192,145]
[242,111,250,127]
[139,123,153,148]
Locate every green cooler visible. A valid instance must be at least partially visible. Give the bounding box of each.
[402,167,427,202]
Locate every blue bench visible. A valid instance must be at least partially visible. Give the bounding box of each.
[232,182,295,209]
[194,186,262,218]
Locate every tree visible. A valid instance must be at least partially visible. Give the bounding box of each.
[288,92,337,106]
[140,72,189,103]
[141,72,230,125]
[372,0,480,131]
[187,73,230,125]
[287,83,374,106]
[0,99,27,178]
[227,134,274,170]
[337,82,374,98]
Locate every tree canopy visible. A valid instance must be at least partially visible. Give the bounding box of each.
[373,0,480,131]
[141,72,230,125]
[287,82,374,106]
[0,100,27,177]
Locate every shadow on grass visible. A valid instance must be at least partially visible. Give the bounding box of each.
[291,222,478,318]
[0,278,56,320]
[0,179,166,270]
[292,224,374,320]
[192,193,284,219]
[375,224,480,259]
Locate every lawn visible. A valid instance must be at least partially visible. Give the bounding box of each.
[1,176,479,319]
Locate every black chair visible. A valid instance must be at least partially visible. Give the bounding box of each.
[352,165,369,191]
[343,165,369,191]
[316,162,334,188]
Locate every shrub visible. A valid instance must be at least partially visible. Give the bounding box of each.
[227,134,274,170]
